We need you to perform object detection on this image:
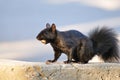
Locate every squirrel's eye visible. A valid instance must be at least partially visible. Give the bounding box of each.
[45,31,48,34]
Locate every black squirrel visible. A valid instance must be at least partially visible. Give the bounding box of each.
[36,23,119,63]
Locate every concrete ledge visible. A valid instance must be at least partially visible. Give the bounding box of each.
[0,60,120,80]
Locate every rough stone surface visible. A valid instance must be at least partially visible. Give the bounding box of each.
[0,60,120,80]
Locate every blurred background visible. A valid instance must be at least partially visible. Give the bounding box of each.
[0,0,120,62]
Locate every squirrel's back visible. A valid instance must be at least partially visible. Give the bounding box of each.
[59,30,87,38]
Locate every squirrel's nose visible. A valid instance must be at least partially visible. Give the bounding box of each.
[36,36,39,40]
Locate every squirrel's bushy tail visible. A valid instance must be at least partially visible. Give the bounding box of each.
[89,27,119,62]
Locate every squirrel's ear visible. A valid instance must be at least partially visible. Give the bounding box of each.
[51,23,56,33]
[46,23,50,28]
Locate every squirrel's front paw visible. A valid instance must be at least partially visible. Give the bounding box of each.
[46,60,54,64]
[47,60,53,62]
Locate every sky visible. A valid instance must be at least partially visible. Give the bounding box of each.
[0,0,120,62]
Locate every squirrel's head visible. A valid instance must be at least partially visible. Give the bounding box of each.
[36,23,57,44]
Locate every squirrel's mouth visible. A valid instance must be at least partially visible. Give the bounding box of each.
[40,40,47,44]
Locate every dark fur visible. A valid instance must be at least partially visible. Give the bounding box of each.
[89,27,119,62]
[36,23,119,63]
